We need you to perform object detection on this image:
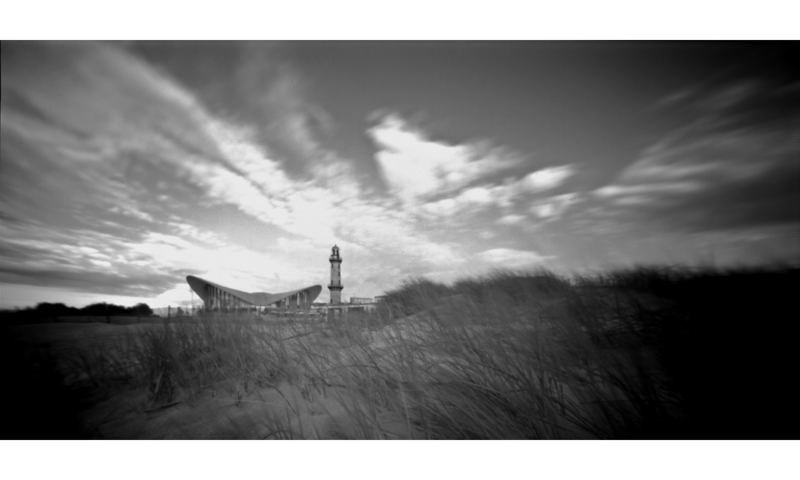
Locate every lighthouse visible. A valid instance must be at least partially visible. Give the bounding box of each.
[328,245,343,305]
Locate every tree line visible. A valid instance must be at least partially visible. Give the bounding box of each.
[0,302,154,323]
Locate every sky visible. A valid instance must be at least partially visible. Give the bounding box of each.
[1,41,798,308]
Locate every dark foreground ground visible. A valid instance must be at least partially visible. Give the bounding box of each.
[2,266,799,439]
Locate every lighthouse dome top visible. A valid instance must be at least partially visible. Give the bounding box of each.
[330,245,341,260]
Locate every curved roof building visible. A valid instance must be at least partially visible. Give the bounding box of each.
[186,275,322,311]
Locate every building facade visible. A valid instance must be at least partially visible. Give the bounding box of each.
[349,297,373,304]
[186,275,322,312]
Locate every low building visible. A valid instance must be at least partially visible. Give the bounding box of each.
[349,297,373,304]
[186,275,322,312]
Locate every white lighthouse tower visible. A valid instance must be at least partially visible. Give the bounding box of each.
[328,245,343,305]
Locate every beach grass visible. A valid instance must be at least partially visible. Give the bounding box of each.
[4,266,798,439]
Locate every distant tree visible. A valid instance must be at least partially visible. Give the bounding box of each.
[81,302,126,316]
[34,302,79,318]
[131,303,153,316]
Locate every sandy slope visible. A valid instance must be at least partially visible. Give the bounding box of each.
[7,320,419,439]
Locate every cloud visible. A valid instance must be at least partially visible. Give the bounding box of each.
[653,80,762,113]
[518,165,576,193]
[477,248,551,267]
[368,114,522,203]
[130,42,333,175]
[414,166,579,223]
[530,193,580,220]
[653,85,700,109]
[420,185,499,217]
[696,81,761,112]
[589,77,800,233]
[497,214,527,226]
[0,219,202,298]
[594,182,704,199]
[369,114,578,216]
[367,114,579,223]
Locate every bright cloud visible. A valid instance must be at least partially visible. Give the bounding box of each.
[369,113,579,227]
[368,114,522,203]
[593,182,703,198]
[497,214,527,225]
[519,165,576,193]
[477,248,551,267]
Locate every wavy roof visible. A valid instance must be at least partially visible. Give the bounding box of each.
[186,275,322,306]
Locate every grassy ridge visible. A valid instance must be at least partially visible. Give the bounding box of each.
[380,267,800,438]
[3,266,799,438]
